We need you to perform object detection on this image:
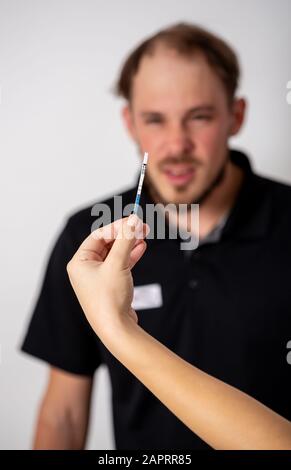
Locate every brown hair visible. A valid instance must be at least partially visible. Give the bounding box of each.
[115,23,240,105]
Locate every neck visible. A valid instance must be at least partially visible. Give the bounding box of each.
[197,160,244,238]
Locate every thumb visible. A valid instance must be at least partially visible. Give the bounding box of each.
[105,215,143,270]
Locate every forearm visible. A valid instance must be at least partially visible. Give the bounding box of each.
[34,420,81,449]
[101,318,291,450]
[33,405,88,449]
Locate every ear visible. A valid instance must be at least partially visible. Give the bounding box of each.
[229,98,247,136]
[122,105,138,141]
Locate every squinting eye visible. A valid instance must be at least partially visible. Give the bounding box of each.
[191,115,211,121]
[145,119,162,124]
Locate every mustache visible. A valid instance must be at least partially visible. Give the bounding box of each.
[158,155,201,170]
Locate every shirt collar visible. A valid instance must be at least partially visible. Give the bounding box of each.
[221,150,272,241]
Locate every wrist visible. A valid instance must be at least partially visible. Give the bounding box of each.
[95,309,138,346]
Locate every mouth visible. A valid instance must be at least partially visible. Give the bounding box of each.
[163,166,196,187]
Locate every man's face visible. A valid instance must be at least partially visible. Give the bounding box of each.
[123,46,242,205]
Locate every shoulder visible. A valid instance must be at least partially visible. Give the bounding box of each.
[254,173,291,206]
[253,173,291,235]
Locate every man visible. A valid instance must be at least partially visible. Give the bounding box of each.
[21,23,291,449]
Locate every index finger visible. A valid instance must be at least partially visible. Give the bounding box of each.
[73,219,124,263]
[73,217,148,263]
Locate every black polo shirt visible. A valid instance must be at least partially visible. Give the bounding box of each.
[21,149,291,450]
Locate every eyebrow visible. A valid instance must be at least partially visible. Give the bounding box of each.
[140,106,216,118]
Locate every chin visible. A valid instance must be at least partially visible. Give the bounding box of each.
[147,177,199,206]
[159,191,195,207]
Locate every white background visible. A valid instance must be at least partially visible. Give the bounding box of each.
[0,0,290,449]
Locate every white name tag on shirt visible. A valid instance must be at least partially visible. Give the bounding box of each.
[132,283,163,310]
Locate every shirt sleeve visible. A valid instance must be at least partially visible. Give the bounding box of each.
[20,217,103,376]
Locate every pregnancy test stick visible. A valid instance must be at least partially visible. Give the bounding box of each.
[133,152,149,215]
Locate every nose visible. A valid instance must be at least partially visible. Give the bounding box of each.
[166,122,193,156]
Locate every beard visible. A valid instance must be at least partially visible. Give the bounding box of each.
[144,153,229,210]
